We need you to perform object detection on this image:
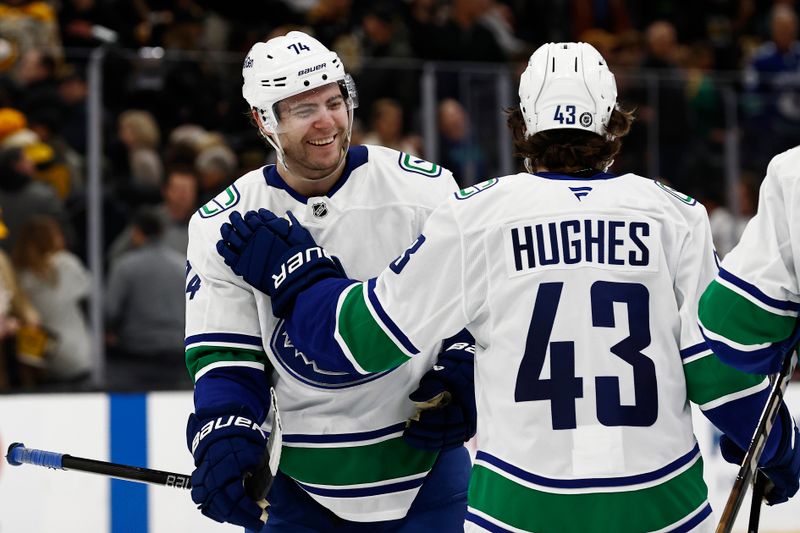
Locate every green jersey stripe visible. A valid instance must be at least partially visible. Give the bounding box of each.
[699,280,796,345]
[336,284,411,373]
[185,346,268,381]
[279,436,437,485]
[683,352,766,405]
[468,459,708,533]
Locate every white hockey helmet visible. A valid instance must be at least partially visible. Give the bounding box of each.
[519,42,617,138]
[242,31,358,134]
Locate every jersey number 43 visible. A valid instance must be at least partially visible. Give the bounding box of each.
[515,281,658,430]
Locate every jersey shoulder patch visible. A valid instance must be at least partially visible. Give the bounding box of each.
[397,152,442,178]
[454,178,499,200]
[198,184,242,218]
[653,180,696,206]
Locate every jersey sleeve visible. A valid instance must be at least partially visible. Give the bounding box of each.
[698,152,800,374]
[285,199,481,374]
[678,210,787,464]
[184,213,272,418]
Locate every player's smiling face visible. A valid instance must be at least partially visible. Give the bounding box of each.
[275,83,350,180]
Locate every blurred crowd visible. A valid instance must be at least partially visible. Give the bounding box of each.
[0,0,799,391]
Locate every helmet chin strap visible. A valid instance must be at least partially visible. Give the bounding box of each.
[259,107,354,186]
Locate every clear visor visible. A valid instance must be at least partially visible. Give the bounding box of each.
[269,78,357,134]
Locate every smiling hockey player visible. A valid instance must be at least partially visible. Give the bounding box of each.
[216,41,800,532]
[184,31,475,532]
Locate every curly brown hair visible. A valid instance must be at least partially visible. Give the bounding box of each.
[506,106,635,172]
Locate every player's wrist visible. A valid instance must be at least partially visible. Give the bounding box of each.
[269,245,346,318]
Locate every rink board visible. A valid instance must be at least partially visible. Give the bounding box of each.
[0,388,798,532]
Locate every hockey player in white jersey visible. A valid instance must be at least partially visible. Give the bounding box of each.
[216,42,800,532]
[184,31,475,531]
[699,146,800,376]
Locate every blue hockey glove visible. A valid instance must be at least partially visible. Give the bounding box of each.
[217,209,345,317]
[186,406,270,530]
[404,331,477,451]
[719,404,800,505]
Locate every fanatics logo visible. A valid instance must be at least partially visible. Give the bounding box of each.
[312,202,328,218]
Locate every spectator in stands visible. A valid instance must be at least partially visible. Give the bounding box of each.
[410,0,505,63]
[0,205,44,389]
[362,98,423,156]
[12,215,92,387]
[105,206,188,390]
[639,20,693,189]
[27,107,84,197]
[108,165,199,263]
[0,144,71,252]
[56,67,88,155]
[0,0,62,78]
[354,2,419,126]
[742,4,800,170]
[14,49,60,114]
[194,142,237,205]
[115,109,164,205]
[438,98,486,187]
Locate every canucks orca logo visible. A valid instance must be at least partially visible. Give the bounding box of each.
[270,321,393,388]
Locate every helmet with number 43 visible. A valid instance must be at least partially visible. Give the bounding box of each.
[519,42,617,138]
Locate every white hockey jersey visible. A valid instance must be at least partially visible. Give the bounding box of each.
[700,146,800,374]
[184,145,458,521]
[291,171,773,532]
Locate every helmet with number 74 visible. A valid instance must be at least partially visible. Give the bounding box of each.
[519,42,617,138]
[241,31,359,177]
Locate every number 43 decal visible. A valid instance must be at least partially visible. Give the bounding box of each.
[553,104,576,125]
[515,281,658,429]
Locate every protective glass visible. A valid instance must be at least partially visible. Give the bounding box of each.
[270,77,357,134]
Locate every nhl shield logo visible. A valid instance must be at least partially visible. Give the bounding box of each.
[312,201,328,218]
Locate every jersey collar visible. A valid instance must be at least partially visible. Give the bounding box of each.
[262,145,369,203]
[534,170,617,181]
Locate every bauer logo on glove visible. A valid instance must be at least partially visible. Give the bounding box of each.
[190,415,266,454]
[272,246,335,289]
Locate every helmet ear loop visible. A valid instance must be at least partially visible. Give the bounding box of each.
[254,108,289,170]
[341,104,355,153]
[524,158,534,174]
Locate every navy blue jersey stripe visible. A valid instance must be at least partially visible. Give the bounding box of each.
[296,475,425,498]
[475,444,700,489]
[366,278,419,355]
[719,268,800,312]
[185,332,263,347]
[680,342,710,360]
[282,423,406,444]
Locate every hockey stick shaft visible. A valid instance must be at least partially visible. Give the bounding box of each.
[747,472,767,533]
[715,351,798,533]
[6,443,192,489]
